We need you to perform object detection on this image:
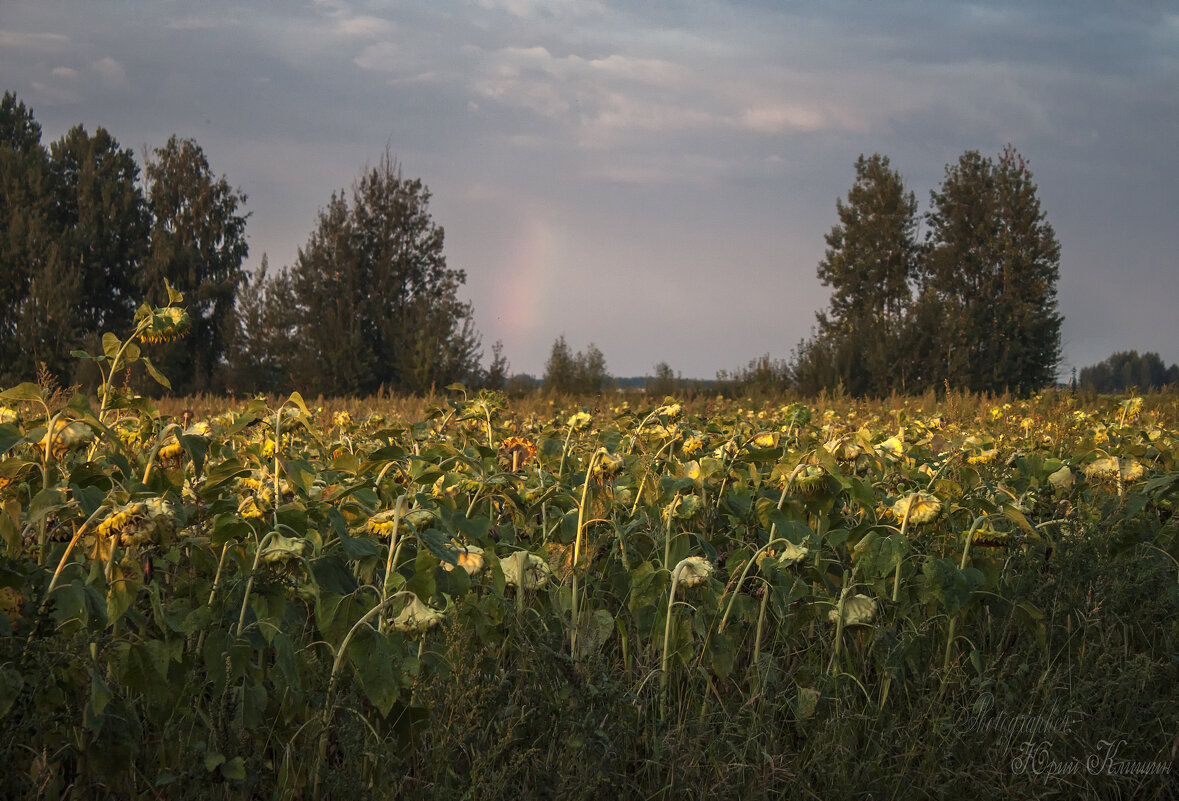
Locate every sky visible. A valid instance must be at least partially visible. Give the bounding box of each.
[2,0,1177,381]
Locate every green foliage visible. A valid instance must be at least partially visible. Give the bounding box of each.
[0,96,246,394]
[0,324,1176,798]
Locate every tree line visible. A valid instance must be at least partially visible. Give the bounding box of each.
[1,92,487,397]
[3,91,1167,399]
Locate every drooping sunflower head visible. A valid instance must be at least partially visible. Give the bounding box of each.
[498,436,538,472]
[393,596,446,635]
[135,306,191,344]
[1084,456,1144,484]
[366,509,400,538]
[0,586,24,627]
[792,465,829,497]
[671,556,713,589]
[442,545,486,576]
[38,420,95,457]
[971,522,1010,550]
[752,431,779,449]
[98,500,173,548]
[891,491,943,526]
[567,411,592,431]
[828,594,878,627]
[592,450,625,481]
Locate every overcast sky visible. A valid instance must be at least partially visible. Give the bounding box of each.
[3,1,1177,380]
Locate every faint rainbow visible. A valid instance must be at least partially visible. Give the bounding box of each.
[498,211,560,345]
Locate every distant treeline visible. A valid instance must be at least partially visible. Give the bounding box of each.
[2,91,1168,400]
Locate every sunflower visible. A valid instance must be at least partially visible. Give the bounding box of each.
[37,420,94,458]
[828,594,877,627]
[367,509,400,538]
[567,411,592,431]
[592,450,625,480]
[442,545,486,576]
[136,306,190,344]
[681,434,707,456]
[97,499,175,547]
[393,596,445,634]
[501,550,552,590]
[498,436,538,472]
[891,491,942,525]
[671,556,713,588]
[0,586,23,626]
[1084,457,1144,483]
[971,524,1010,550]
[791,465,828,497]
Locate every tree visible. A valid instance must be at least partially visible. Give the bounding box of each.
[483,340,510,391]
[222,255,299,394]
[287,153,480,395]
[49,125,149,335]
[1079,351,1179,393]
[1,93,57,383]
[576,343,610,395]
[543,335,577,394]
[141,136,249,394]
[648,361,680,397]
[1,95,150,384]
[543,336,611,394]
[916,146,1062,394]
[810,153,920,395]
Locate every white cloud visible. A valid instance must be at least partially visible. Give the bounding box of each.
[471,0,606,20]
[334,14,397,38]
[0,29,69,49]
[92,56,128,90]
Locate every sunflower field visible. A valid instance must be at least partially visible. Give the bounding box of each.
[1,300,1176,800]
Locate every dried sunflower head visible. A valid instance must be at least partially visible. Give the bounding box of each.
[828,594,877,627]
[393,596,445,635]
[498,436,538,472]
[891,491,942,525]
[592,450,625,480]
[1084,457,1144,483]
[672,556,713,589]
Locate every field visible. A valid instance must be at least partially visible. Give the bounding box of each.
[1,376,1177,799]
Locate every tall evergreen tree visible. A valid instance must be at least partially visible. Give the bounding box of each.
[543,335,577,394]
[142,136,249,394]
[288,153,480,395]
[802,153,919,395]
[1,98,150,384]
[0,92,56,384]
[917,147,1061,394]
[223,255,299,394]
[49,125,149,335]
